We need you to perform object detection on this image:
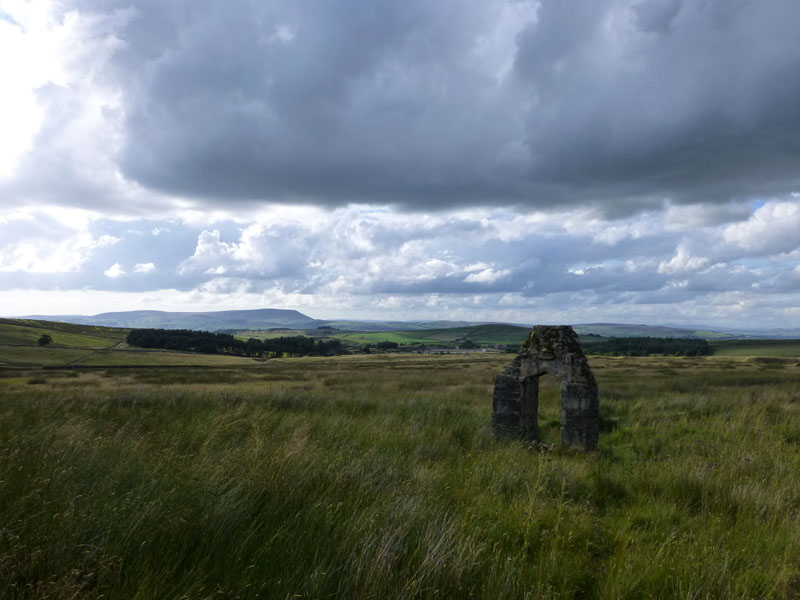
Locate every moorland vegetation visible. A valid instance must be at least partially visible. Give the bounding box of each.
[3,318,800,597]
[2,341,800,598]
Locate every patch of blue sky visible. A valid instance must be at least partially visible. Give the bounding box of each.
[728,257,788,275]
[0,12,22,29]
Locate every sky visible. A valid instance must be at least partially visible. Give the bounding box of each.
[1,0,799,327]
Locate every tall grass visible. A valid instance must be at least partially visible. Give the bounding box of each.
[1,355,800,598]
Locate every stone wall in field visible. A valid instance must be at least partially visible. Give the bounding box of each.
[492,325,599,450]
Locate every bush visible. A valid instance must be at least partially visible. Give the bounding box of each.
[125,328,344,358]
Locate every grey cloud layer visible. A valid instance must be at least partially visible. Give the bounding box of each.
[17,0,800,212]
[2,1,799,327]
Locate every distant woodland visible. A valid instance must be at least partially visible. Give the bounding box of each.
[584,337,712,357]
[126,328,344,357]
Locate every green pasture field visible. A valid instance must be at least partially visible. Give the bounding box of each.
[0,319,126,348]
[235,329,316,340]
[711,339,800,357]
[0,318,128,341]
[334,323,530,346]
[0,345,98,367]
[335,330,433,344]
[2,352,800,598]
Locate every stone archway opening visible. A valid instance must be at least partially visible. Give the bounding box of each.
[492,325,599,450]
[525,371,562,442]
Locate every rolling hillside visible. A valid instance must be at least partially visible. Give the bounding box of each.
[0,319,258,368]
[12,307,800,340]
[572,323,740,339]
[710,339,800,357]
[0,318,126,348]
[333,323,531,347]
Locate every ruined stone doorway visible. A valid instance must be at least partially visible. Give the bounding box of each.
[519,372,561,442]
[492,325,599,450]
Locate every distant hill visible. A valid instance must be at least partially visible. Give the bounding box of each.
[9,309,800,339]
[22,309,322,331]
[17,311,498,333]
[572,322,800,340]
[572,323,741,340]
[333,323,531,347]
[323,319,489,332]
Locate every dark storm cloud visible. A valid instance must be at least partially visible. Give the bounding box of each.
[99,0,527,207]
[632,0,682,34]
[514,0,800,209]
[41,0,799,212]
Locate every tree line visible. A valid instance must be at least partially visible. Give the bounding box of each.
[126,328,344,357]
[583,336,711,357]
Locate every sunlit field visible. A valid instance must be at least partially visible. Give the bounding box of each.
[2,353,800,599]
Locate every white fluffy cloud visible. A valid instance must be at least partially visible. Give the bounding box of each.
[103,262,124,277]
[133,262,155,274]
[723,200,800,255]
[657,244,709,275]
[0,207,119,273]
[2,198,798,327]
[464,268,511,284]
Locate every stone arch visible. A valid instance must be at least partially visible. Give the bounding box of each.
[492,325,599,450]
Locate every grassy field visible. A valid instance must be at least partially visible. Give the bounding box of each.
[234,323,531,347]
[571,323,740,339]
[333,323,530,346]
[711,339,800,357]
[0,319,127,348]
[2,351,800,598]
[235,329,315,340]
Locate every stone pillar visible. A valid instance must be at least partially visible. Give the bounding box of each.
[560,381,599,449]
[519,377,539,441]
[491,361,522,436]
